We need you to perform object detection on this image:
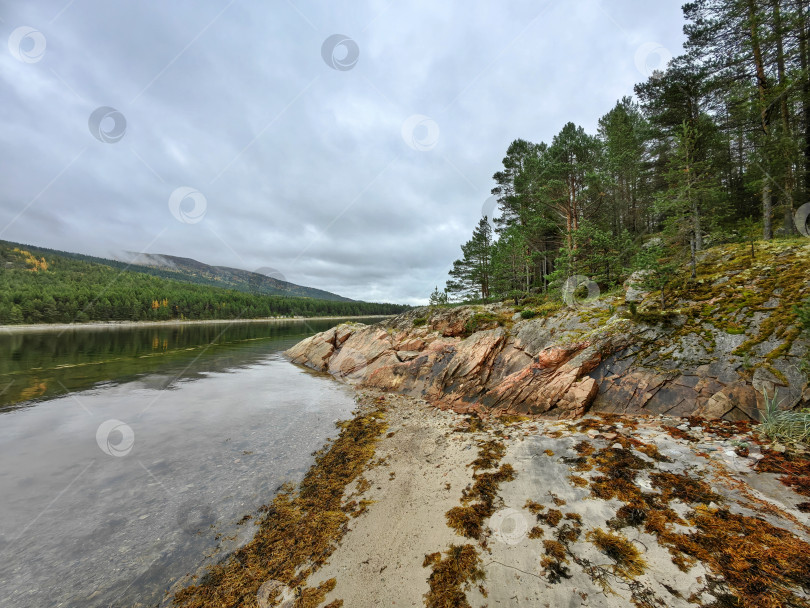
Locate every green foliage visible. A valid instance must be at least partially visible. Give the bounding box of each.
[442,2,810,306]
[758,388,810,445]
[520,309,538,319]
[547,221,635,294]
[0,243,408,325]
[633,244,679,310]
[446,218,493,301]
[428,286,449,307]
[463,312,501,336]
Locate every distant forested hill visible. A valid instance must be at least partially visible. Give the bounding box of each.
[0,241,351,301]
[117,251,353,301]
[0,242,408,324]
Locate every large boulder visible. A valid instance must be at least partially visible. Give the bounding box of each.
[624,270,653,303]
[285,293,804,422]
[285,306,617,419]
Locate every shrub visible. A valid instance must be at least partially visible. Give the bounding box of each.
[520,309,538,319]
[758,388,810,445]
[463,312,501,336]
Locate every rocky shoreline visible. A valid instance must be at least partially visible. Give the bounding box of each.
[287,241,810,422]
[173,240,810,606]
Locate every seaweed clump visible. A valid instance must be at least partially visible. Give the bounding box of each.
[671,507,810,608]
[537,513,584,584]
[538,508,563,527]
[540,540,572,583]
[423,544,485,608]
[294,579,339,608]
[755,448,810,498]
[446,440,516,538]
[589,445,653,502]
[470,439,506,471]
[173,407,388,608]
[574,438,810,607]
[587,528,647,579]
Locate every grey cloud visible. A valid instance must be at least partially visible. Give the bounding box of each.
[1,0,685,304]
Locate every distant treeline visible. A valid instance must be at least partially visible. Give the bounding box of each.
[0,245,408,324]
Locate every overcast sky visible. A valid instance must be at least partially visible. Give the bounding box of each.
[1,0,686,305]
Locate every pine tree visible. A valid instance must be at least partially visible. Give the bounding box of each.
[446,217,493,301]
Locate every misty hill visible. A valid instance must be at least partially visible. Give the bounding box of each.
[0,241,408,324]
[118,251,352,302]
[1,241,351,302]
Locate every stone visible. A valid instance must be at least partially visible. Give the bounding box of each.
[674,375,700,389]
[284,303,776,421]
[645,384,698,415]
[624,270,653,303]
[696,390,734,420]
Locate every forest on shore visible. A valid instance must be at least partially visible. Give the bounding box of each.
[440,0,810,305]
[0,243,408,324]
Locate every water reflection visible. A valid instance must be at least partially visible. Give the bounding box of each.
[0,319,377,411]
[0,319,374,608]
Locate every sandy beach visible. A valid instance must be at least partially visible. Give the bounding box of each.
[173,384,810,607]
[302,390,810,607]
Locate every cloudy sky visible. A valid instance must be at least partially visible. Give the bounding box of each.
[1,0,685,305]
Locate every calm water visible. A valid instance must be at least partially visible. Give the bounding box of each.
[0,319,379,608]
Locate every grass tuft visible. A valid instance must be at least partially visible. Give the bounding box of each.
[758,388,810,445]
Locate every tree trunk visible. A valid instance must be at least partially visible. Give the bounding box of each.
[772,0,795,233]
[763,177,773,240]
[748,0,775,239]
[690,234,697,280]
[773,0,789,128]
[748,0,771,137]
[802,0,810,207]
